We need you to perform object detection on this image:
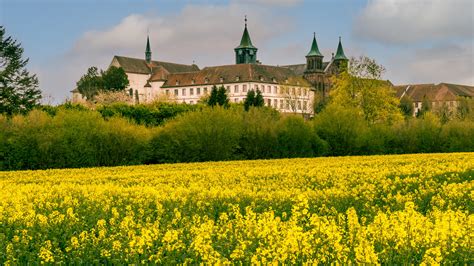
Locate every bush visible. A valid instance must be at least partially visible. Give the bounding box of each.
[439,119,474,152]
[97,102,199,126]
[313,105,367,156]
[148,107,243,163]
[276,115,321,158]
[238,107,280,159]
[394,113,442,154]
[0,109,152,170]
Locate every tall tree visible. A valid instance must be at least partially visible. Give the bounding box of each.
[399,95,414,117]
[76,66,103,101]
[244,89,256,111]
[208,85,219,106]
[0,26,41,115]
[101,66,129,91]
[217,86,229,107]
[416,96,431,118]
[330,56,403,124]
[254,89,264,107]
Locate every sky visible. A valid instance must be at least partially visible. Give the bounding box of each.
[1,0,473,103]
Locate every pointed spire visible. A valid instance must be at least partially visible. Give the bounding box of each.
[145,34,152,64]
[334,36,348,60]
[306,32,323,57]
[236,16,256,49]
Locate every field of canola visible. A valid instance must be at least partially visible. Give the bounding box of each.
[0,153,473,264]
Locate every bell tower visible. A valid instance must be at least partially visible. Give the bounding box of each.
[305,33,324,73]
[234,16,258,64]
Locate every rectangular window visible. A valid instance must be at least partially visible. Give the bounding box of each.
[190,101,194,104]
[273,99,278,108]
[165,90,169,95]
[297,101,302,110]
[190,88,194,95]
[197,88,201,95]
[267,86,271,93]
[182,88,186,96]
[226,86,231,93]
[174,89,178,96]
[285,100,290,109]
[280,99,284,109]
[234,85,239,93]
[267,99,271,106]
[303,101,307,110]
[243,84,247,92]
[203,87,208,94]
[273,86,277,94]
[303,88,307,96]
[234,98,238,103]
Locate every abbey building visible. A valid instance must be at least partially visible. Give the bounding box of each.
[72,19,349,114]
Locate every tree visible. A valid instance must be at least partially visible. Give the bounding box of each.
[216,86,229,107]
[0,26,41,115]
[416,96,431,118]
[399,95,414,117]
[330,56,402,124]
[243,89,264,111]
[278,76,310,115]
[207,85,219,106]
[101,66,129,91]
[207,85,229,107]
[243,89,256,111]
[456,97,474,121]
[76,67,103,101]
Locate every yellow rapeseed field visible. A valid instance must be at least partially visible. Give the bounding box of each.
[0,153,473,264]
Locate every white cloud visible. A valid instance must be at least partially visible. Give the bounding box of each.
[38,4,294,103]
[354,0,474,44]
[387,42,474,85]
[232,0,302,6]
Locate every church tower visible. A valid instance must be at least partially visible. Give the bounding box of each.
[333,37,348,72]
[235,16,258,64]
[305,33,324,73]
[145,35,152,64]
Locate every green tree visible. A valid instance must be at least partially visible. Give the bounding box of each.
[456,97,474,121]
[255,89,264,107]
[243,89,256,111]
[207,85,219,106]
[217,86,229,107]
[330,56,403,124]
[76,66,103,100]
[399,95,414,117]
[0,26,41,115]
[101,66,129,92]
[416,96,431,118]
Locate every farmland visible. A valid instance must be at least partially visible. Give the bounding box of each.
[0,153,473,264]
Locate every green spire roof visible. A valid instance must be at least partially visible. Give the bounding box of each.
[334,36,348,60]
[306,33,323,57]
[146,35,151,54]
[236,17,256,49]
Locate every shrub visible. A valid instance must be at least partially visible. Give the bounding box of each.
[439,119,474,152]
[0,109,152,170]
[276,115,317,158]
[148,107,243,163]
[313,104,367,156]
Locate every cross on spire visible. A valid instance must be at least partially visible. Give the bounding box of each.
[245,15,247,27]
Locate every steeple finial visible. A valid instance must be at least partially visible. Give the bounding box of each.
[334,36,348,60]
[245,15,247,28]
[306,32,322,57]
[145,34,152,64]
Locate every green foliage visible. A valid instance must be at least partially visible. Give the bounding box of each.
[399,95,414,117]
[76,66,130,101]
[0,109,152,170]
[314,104,366,156]
[243,90,264,111]
[416,96,431,118]
[239,107,280,159]
[456,97,474,121]
[97,102,198,127]
[276,115,320,158]
[149,107,242,163]
[330,56,403,124]
[207,85,229,107]
[0,26,41,115]
[76,67,103,101]
[208,85,219,106]
[439,119,474,152]
[394,113,442,153]
[101,66,129,92]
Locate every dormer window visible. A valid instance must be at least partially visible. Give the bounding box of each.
[220,77,224,83]
[205,78,209,84]
[272,77,276,83]
[176,80,180,86]
[259,76,264,81]
[191,79,195,85]
[236,76,240,82]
